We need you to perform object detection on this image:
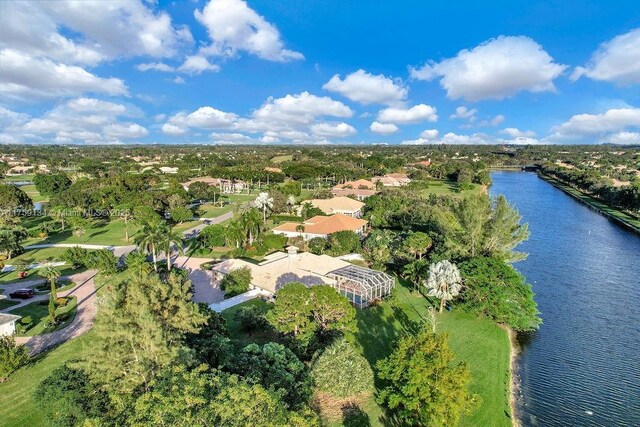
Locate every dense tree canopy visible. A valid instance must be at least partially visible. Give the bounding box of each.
[377,329,475,427]
[459,257,541,331]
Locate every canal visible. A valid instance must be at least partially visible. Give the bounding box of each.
[490,171,640,426]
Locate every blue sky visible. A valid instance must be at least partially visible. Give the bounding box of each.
[1,0,639,145]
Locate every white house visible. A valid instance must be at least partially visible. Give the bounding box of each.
[0,312,21,336]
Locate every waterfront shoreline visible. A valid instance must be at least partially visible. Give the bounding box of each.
[501,325,521,427]
[538,173,640,236]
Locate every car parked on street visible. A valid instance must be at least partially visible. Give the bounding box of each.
[8,289,35,299]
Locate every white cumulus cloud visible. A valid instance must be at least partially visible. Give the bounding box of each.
[370,121,399,135]
[410,36,566,101]
[195,0,303,62]
[377,104,438,124]
[323,69,408,105]
[311,122,356,138]
[572,28,640,85]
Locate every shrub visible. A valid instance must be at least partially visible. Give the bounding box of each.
[308,237,328,255]
[235,305,267,332]
[261,233,288,250]
[311,338,373,400]
[220,266,252,297]
[56,297,70,307]
[327,230,361,256]
[227,342,312,409]
[62,247,89,269]
[199,224,226,248]
[0,335,29,381]
[34,365,110,427]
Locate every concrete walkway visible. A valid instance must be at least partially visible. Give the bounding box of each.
[13,270,99,355]
[208,288,271,312]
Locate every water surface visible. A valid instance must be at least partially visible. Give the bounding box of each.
[490,171,640,427]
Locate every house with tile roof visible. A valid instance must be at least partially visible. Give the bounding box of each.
[272,213,368,240]
[305,196,365,217]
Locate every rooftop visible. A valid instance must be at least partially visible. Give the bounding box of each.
[273,214,367,235]
[0,313,21,326]
[307,197,364,214]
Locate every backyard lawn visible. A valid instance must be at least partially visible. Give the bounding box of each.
[0,333,96,427]
[13,296,78,336]
[222,282,512,427]
[413,179,485,197]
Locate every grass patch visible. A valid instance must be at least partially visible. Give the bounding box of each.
[19,184,48,203]
[24,219,140,247]
[197,203,235,218]
[0,248,85,284]
[350,284,511,427]
[13,296,78,337]
[410,179,484,198]
[270,155,293,163]
[221,298,278,348]
[171,220,201,233]
[0,333,96,427]
[0,299,20,309]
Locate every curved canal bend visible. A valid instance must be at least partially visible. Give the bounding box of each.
[490,171,640,426]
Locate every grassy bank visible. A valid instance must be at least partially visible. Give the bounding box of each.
[539,173,640,234]
[0,333,96,427]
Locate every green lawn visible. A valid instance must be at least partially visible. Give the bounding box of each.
[222,283,512,427]
[13,296,78,336]
[411,180,485,197]
[0,333,96,427]
[171,220,202,233]
[0,248,85,284]
[20,184,48,203]
[0,299,20,309]
[196,203,235,218]
[270,155,293,163]
[350,284,512,427]
[24,219,139,247]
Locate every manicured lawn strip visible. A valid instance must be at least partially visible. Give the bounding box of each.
[24,219,140,247]
[540,174,640,231]
[197,203,235,218]
[171,220,201,233]
[19,184,48,203]
[0,333,96,427]
[0,248,86,284]
[410,179,484,197]
[0,299,20,309]
[13,296,77,336]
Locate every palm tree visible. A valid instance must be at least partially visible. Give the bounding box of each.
[116,204,134,242]
[241,208,262,245]
[403,259,429,292]
[160,226,184,271]
[125,251,151,279]
[225,220,245,248]
[41,265,61,301]
[253,192,273,224]
[134,220,164,272]
[424,260,463,313]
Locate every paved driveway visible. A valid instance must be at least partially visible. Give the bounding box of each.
[11,270,99,355]
[174,256,224,304]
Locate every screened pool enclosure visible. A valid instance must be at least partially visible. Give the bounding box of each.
[326,265,395,308]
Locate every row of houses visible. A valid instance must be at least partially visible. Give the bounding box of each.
[331,173,411,200]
